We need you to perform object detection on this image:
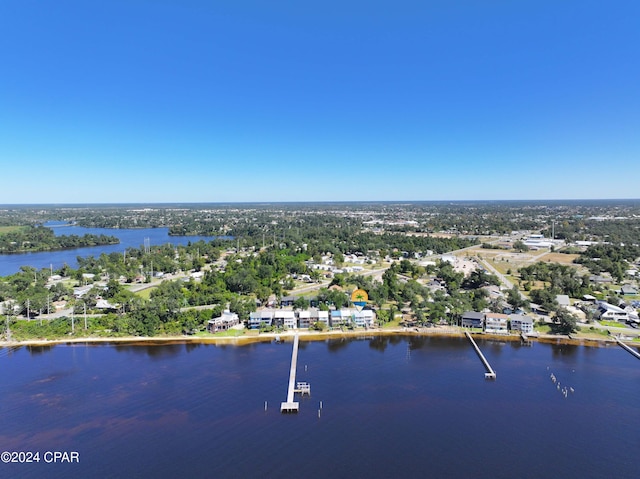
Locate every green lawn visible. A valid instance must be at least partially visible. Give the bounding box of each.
[534,323,552,333]
[598,320,627,328]
[465,327,484,333]
[133,287,157,299]
[195,329,245,337]
[576,327,610,338]
[381,319,402,329]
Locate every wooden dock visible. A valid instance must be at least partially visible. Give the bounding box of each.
[281,334,301,412]
[614,337,640,360]
[466,332,496,379]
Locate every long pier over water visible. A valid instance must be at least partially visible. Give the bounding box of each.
[465,332,496,379]
[614,337,640,360]
[281,335,301,412]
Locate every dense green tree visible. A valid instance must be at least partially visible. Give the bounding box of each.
[462,269,500,290]
[555,308,578,334]
[506,286,529,311]
[293,296,310,310]
[513,240,529,252]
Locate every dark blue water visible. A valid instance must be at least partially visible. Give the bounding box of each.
[0,336,638,478]
[0,223,229,276]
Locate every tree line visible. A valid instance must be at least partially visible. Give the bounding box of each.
[0,226,118,253]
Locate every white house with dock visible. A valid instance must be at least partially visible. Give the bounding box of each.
[509,314,534,334]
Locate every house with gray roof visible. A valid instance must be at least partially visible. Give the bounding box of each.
[461,311,484,328]
[509,314,534,334]
[249,309,275,329]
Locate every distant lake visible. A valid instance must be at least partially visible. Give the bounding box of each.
[0,222,231,276]
[0,336,638,479]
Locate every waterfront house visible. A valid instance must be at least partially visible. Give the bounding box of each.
[484,313,509,333]
[274,310,297,329]
[596,302,629,322]
[509,314,534,334]
[298,310,311,328]
[352,309,375,328]
[207,310,239,332]
[249,310,275,329]
[330,310,348,327]
[461,311,484,328]
[309,309,329,327]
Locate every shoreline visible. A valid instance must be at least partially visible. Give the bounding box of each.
[1,326,636,349]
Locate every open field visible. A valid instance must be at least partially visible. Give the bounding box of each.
[0,226,26,235]
[535,252,580,264]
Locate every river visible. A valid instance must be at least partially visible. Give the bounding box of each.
[0,336,638,478]
[0,223,230,276]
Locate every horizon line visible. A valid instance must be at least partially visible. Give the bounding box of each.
[2,198,640,207]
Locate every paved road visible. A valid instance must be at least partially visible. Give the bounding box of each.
[476,257,515,291]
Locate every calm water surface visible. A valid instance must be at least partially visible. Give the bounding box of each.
[0,336,638,478]
[0,223,228,276]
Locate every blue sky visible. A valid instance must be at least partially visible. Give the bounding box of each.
[1,0,638,203]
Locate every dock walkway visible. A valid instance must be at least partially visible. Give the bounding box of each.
[614,337,640,360]
[281,335,301,412]
[466,332,496,379]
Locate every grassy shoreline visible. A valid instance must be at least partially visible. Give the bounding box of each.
[1,326,635,349]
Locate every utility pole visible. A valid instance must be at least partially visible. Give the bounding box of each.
[84,302,87,330]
